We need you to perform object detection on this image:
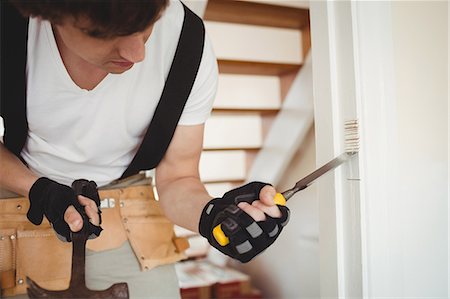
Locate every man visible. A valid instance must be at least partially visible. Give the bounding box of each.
[0,0,290,298]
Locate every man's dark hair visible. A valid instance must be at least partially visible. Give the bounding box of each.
[10,0,169,38]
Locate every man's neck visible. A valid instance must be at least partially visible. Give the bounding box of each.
[53,26,108,91]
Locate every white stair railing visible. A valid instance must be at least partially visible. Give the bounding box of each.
[247,53,314,185]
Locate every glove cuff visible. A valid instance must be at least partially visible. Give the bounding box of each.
[198,198,219,239]
[29,177,52,199]
[27,177,53,225]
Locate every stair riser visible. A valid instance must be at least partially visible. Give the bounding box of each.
[206,21,303,64]
[214,74,281,110]
[204,113,263,149]
[199,150,247,182]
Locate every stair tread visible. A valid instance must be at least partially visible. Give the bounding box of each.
[203,147,262,151]
[205,0,309,29]
[212,108,280,113]
[218,59,301,76]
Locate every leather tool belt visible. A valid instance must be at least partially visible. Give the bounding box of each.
[0,175,189,297]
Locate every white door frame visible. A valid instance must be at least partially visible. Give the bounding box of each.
[310,1,398,298]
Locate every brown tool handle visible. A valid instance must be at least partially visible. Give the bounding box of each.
[71,179,94,236]
[68,179,92,288]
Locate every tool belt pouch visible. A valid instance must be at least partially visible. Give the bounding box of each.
[0,199,72,297]
[0,183,188,297]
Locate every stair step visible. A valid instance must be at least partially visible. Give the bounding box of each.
[204,113,263,150]
[205,0,309,29]
[214,74,281,110]
[199,0,310,192]
[199,150,247,182]
[218,59,301,76]
[239,0,309,9]
[205,21,303,65]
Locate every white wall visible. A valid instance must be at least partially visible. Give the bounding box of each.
[309,1,448,297]
[389,1,448,296]
[355,1,448,297]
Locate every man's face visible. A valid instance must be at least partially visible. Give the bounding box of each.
[53,17,154,74]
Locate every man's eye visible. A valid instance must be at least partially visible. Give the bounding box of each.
[80,28,109,39]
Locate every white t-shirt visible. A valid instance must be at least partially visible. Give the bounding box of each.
[21,0,218,187]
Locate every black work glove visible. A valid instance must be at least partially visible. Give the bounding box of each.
[71,179,103,239]
[27,177,102,242]
[199,182,290,263]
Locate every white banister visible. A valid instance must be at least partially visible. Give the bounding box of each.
[247,53,314,185]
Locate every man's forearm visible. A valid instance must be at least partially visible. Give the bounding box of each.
[0,142,38,197]
[156,176,212,233]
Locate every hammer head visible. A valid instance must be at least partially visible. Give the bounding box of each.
[27,276,129,299]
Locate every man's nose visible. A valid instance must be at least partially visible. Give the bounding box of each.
[117,33,146,63]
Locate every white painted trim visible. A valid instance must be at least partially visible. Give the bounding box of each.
[448,3,449,296]
[311,1,416,297]
[310,1,395,298]
[310,2,345,297]
[350,2,400,297]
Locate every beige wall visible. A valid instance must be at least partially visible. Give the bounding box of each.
[390,1,448,296]
[234,126,320,299]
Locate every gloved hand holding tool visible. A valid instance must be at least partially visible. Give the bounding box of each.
[26,179,129,299]
[200,150,358,263]
[199,182,290,263]
[27,177,102,241]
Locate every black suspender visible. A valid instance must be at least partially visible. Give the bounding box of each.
[0,0,29,158]
[122,4,205,178]
[0,2,205,179]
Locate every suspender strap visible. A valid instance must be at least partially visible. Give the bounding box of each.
[121,4,205,178]
[0,1,29,157]
[0,3,204,178]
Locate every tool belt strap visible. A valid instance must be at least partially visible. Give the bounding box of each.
[0,179,189,297]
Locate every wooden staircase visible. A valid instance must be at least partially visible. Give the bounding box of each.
[199,0,311,198]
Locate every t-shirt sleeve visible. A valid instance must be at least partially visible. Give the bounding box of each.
[178,32,218,125]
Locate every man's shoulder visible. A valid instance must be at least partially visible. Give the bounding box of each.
[158,0,185,34]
